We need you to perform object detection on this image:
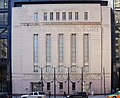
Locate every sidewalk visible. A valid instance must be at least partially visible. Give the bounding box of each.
[46,95,106,98]
[13,95,107,98]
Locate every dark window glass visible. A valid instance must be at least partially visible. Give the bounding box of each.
[72,82,76,90]
[34,92,38,95]
[47,82,50,90]
[38,92,45,95]
[59,82,63,90]
[29,93,33,95]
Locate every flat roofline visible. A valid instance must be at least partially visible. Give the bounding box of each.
[14,0,108,7]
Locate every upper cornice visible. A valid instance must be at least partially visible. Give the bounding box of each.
[14,0,108,7]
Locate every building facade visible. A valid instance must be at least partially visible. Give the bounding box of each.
[12,2,111,95]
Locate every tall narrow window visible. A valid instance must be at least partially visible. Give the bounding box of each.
[69,12,72,20]
[50,12,53,20]
[34,34,38,64]
[59,82,63,90]
[62,12,66,20]
[83,34,89,72]
[56,12,60,20]
[58,65,64,72]
[34,12,38,21]
[58,34,64,63]
[75,12,78,20]
[47,82,50,90]
[0,0,8,8]
[46,65,52,73]
[83,34,89,63]
[72,82,76,90]
[44,12,47,21]
[71,65,76,72]
[71,34,76,64]
[46,34,51,64]
[34,65,38,72]
[84,12,88,20]
[0,13,8,25]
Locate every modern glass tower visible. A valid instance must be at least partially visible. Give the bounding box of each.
[114,0,120,91]
[0,0,12,97]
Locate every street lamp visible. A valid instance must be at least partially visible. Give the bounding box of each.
[49,66,58,98]
[103,67,106,94]
[66,66,84,94]
[81,67,84,92]
[76,66,84,92]
[68,67,70,95]
[64,66,71,95]
[41,68,43,91]
[53,66,65,98]
[54,67,56,98]
[38,66,46,91]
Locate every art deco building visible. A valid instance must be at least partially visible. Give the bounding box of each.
[12,0,111,95]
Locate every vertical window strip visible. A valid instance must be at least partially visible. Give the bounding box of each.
[83,34,89,63]
[50,12,53,20]
[75,12,78,20]
[58,34,64,63]
[34,12,38,22]
[34,34,38,64]
[69,12,72,20]
[71,34,76,63]
[44,12,47,21]
[56,12,60,20]
[62,12,66,20]
[46,34,51,64]
[84,12,88,20]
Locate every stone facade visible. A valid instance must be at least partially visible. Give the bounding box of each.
[12,4,111,95]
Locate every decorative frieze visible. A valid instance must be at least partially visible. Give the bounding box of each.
[20,73,110,81]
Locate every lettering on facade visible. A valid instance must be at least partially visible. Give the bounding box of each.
[21,22,99,32]
[43,28,99,32]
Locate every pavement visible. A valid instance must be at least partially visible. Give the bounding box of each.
[46,95,107,98]
[88,95,106,98]
[13,95,107,98]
